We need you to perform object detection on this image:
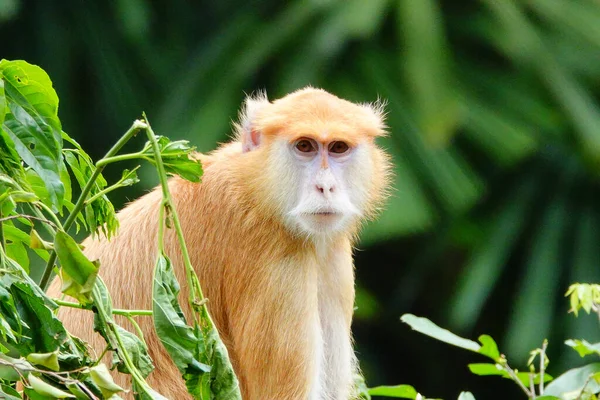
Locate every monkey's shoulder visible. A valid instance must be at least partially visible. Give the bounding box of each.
[198,141,243,169]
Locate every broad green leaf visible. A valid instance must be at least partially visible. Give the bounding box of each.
[400,314,481,353]
[153,251,241,398]
[152,253,211,392]
[368,384,418,398]
[0,60,65,211]
[0,125,26,182]
[478,335,501,361]
[0,60,60,127]
[468,363,508,378]
[28,373,75,398]
[544,363,600,396]
[457,393,476,400]
[566,339,600,358]
[203,322,242,399]
[89,363,125,398]
[0,363,21,382]
[1,276,66,354]
[0,384,21,400]
[2,221,30,246]
[26,351,60,371]
[111,325,154,378]
[0,68,5,124]
[468,363,552,386]
[54,230,99,304]
[6,240,29,273]
[0,354,35,380]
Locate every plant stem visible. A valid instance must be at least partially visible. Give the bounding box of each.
[539,340,547,394]
[95,152,147,167]
[35,201,64,229]
[0,214,59,230]
[39,120,147,291]
[53,298,152,316]
[0,209,5,251]
[501,361,532,398]
[144,118,209,326]
[575,374,593,400]
[86,181,126,205]
[125,314,147,346]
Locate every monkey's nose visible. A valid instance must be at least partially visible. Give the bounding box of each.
[316,183,335,194]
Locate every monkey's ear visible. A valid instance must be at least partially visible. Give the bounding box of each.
[361,97,388,136]
[237,91,270,153]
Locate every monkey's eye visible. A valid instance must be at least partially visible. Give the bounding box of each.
[329,141,350,154]
[295,139,317,153]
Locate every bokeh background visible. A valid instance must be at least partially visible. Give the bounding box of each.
[3,0,600,398]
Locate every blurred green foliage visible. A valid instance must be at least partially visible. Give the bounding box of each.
[2,0,600,398]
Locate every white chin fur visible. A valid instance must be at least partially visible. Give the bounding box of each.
[286,207,361,238]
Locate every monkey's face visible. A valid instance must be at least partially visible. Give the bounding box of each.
[269,135,374,238]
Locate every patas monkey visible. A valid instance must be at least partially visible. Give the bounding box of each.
[49,87,391,399]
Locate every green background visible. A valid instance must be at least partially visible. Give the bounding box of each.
[2,0,600,398]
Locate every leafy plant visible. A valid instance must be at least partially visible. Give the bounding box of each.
[0,59,240,399]
[365,283,600,400]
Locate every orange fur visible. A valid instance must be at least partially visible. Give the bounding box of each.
[48,87,391,399]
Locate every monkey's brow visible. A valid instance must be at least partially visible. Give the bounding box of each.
[287,134,358,146]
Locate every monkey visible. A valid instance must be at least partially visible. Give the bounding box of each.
[48,87,391,399]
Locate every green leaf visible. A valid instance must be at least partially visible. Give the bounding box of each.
[152,251,241,398]
[0,60,65,211]
[203,322,242,399]
[152,253,210,390]
[478,335,501,361]
[544,363,600,396]
[26,351,60,371]
[468,363,552,386]
[142,136,203,182]
[119,166,140,187]
[89,363,125,398]
[0,384,21,400]
[111,325,154,378]
[6,240,29,273]
[468,363,507,378]
[27,373,75,398]
[458,393,476,400]
[1,276,66,354]
[30,228,53,251]
[0,123,26,183]
[368,384,418,398]
[54,230,99,305]
[400,314,481,353]
[565,339,600,358]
